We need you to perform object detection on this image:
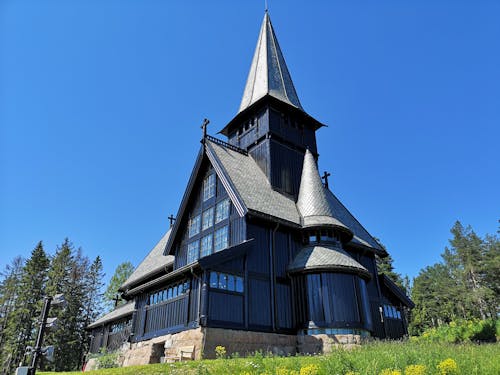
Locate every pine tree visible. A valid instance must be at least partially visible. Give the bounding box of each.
[373,238,406,291]
[44,239,88,372]
[103,262,134,311]
[1,243,50,374]
[0,257,24,374]
[410,220,499,334]
[81,256,105,358]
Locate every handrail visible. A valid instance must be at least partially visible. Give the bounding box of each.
[205,135,248,156]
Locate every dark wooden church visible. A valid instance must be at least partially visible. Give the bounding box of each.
[87,12,413,365]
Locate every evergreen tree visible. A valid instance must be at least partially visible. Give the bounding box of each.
[5,242,50,372]
[81,256,105,358]
[410,220,499,335]
[0,257,24,374]
[373,238,406,291]
[103,261,134,311]
[44,239,88,372]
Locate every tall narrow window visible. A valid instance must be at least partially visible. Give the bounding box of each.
[214,225,229,252]
[215,199,230,223]
[203,174,216,201]
[202,207,214,231]
[200,233,213,257]
[188,215,200,238]
[187,241,199,264]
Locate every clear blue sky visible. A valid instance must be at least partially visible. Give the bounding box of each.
[1,0,499,285]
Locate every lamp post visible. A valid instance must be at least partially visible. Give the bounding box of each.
[26,294,65,375]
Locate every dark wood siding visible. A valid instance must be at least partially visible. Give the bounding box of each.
[247,224,270,274]
[276,282,293,329]
[249,139,270,178]
[248,277,272,328]
[270,141,305,197]
[208,291,244,325]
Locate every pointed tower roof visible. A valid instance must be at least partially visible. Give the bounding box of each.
[239,12,303,113]
[297,150,352,237]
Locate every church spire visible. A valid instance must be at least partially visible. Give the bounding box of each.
[239,12,303,113]
[297,150,352,238]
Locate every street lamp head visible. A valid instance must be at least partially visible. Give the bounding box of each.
[51,294,66,307]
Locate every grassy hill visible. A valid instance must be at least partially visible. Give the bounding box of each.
[38,341,500,375]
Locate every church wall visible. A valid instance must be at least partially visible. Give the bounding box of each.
[268,107,317,154]
[245,221,296,332]
[269,140,305,197]
[174,160,244,269]
[228,108,269,150]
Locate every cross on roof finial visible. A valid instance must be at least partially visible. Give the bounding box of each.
[201,118,210,141]
[113,294,121,308]
[168,214,176,228]
[321,171,331,189]
[265,0,268,12]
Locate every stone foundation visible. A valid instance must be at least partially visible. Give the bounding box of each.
[202,327,296,358]
[297,333,362,354]
[86,327,363,370]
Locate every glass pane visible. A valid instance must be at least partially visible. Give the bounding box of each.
[188,215,201,237]
[227,275,235,291]
[214,225,229,252]
[202,207,214,231]
[215,199,230,223]
[168,288,173,299]
[201,234,213,257]
[218,273,228,289]
[235,277,243,292]
[203,174,216,201]
[210,272,218,288]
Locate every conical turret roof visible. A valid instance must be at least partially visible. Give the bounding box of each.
[239,12,303,113]
[297,150,352,236]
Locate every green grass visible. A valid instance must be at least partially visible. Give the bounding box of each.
[38,341,500,375]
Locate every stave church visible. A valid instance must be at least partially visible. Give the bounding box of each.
[87,11,413,366]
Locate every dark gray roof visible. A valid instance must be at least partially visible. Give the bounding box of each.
[297,150,351,233]
[324,190,384,252]
[206,140,301,225]
[239,12,303,114]
[288,244,370,279]
[206,140,382,253]
[120,229,174,291]
[87,301,134,329]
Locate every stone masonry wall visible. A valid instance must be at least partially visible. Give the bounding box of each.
[297,333,362,354]
[202,327,296,359]
[86,328,363,370]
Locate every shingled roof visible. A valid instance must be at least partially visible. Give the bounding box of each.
[288,244,371,279]
[120,229,174,292]
[297,150,352,236]
[87,301,135,329]
[205,139,383,253]
[206,140,301,225]
[324,190,384,253]
[239,12,303,114]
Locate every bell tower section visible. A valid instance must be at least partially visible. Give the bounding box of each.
[219,12,324,199]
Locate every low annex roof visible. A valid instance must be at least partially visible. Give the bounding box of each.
[324,190,384,253]
[87,301,135,329]
[120,229,174,292]
[288,244,371,279]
